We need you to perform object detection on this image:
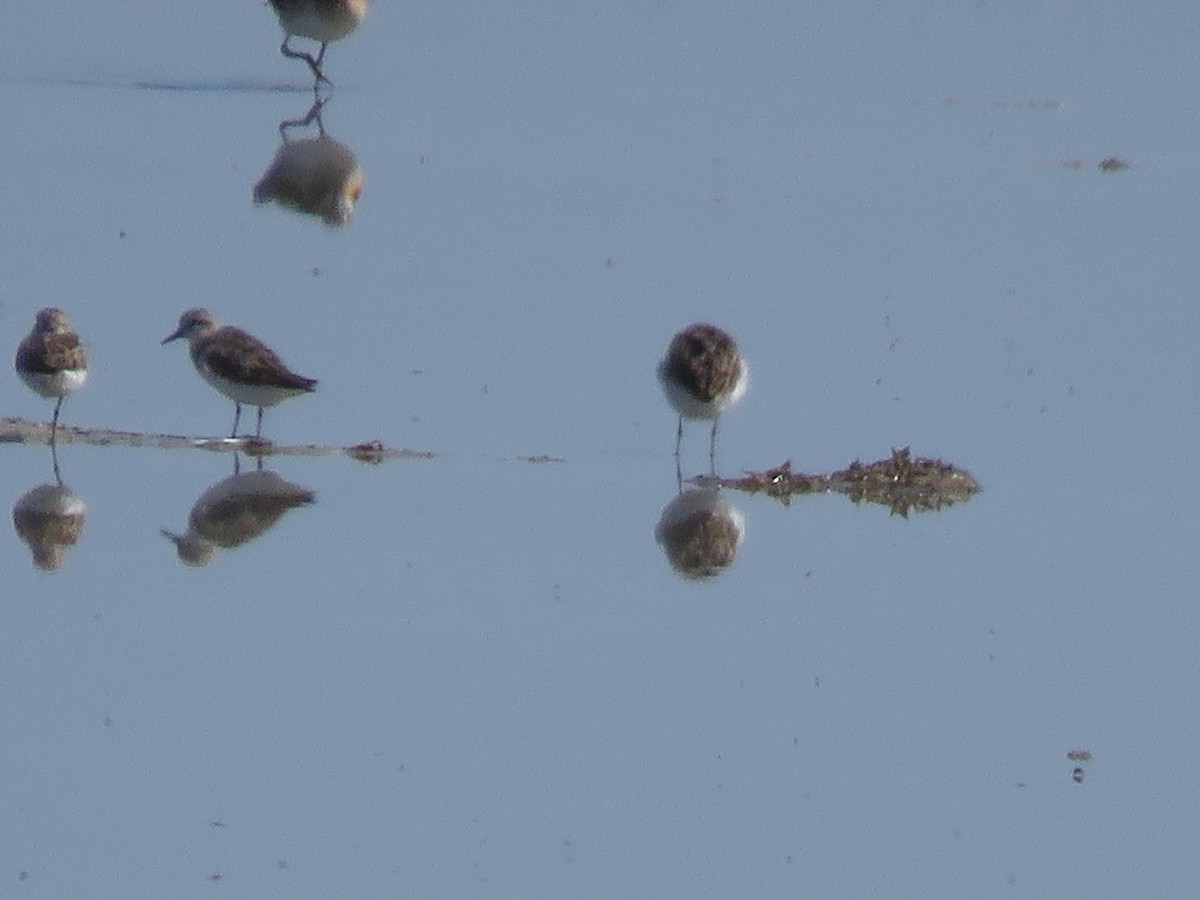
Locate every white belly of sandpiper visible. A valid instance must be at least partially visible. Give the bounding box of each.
[19,368,88,400]
[657,360,749,420]
[197,366,307,408]
[278,3,360,43]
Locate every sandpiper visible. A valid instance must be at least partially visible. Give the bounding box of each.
[657,322,748,467]
[269,0,368,85]
[15,307,88,442]
[162,308,317,438]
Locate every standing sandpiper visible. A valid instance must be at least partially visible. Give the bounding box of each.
[15,307,88,442]
[657,323,748,468]
[268,0,368,86]
[162,308,317,439]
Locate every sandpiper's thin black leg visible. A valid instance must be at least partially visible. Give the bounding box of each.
[231,403,242,438]
[313,58,333,89]
[255,407,265,438]
[280,37,302,63]
[50,397,63,445]
[674,417,684,459]
[709,420,719,473]
[281,38,333,87]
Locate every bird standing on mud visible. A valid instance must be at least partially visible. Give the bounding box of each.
[15,307,88,443]
[162,307,317,439]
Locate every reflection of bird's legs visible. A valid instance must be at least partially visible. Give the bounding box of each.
[231,403,243,439]
[280,37,333,87]
[673,417,685,489]
[709,420,719,474]
[51,439,63,486]
[279,96,328,139]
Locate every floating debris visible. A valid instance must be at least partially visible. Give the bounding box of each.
[989,99,1065,111]
[720,447,979,515]
[945,97,1064,111]
[1042,156,1130,173]
[348,440,387,464]
[722,460,823,505]
[833,447,980,515]
[1068,748,1092,783]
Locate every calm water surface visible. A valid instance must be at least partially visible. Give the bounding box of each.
[2,2,1199,897]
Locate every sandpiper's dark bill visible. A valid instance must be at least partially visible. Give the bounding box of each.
[162,307,317,439]
[15,307,88,441]
[269,0,368,85]
[657,322,748,466]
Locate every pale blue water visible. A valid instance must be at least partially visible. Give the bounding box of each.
[2,2,1199,897]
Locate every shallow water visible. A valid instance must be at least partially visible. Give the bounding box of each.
[2,2,1199,897]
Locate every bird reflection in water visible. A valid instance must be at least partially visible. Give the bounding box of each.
[161,462,316,567]
[654,487,746,580]
[12,444,86,572]
[253,98,363,227]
